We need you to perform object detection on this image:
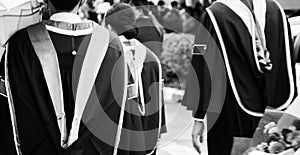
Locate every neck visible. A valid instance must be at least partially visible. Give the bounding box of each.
[48,1,81,16]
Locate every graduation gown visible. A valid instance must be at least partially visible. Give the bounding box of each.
[117,36,166,155]
[3,19,130,155]
[0,58,16,155]
[183,0,297,139]
[134,17,164,57]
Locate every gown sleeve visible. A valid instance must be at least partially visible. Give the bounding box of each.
[182,11,227,120]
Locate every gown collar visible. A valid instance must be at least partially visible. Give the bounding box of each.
[50,12,82,24]
[47,13,93,36]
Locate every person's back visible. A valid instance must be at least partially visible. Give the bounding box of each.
[4,0,129,154]
[184,0,297,154]
[134,17,163,57]
[105,3,166,154]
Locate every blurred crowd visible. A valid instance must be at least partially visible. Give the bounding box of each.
[78,0,215,34]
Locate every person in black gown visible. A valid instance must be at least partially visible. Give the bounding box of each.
[121,0,164,57]
[1,0,135,154]
[105,3,166,155]
[183,0,297,154]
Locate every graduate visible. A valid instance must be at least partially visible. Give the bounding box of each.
[0,1,43,154]
[105,3,166,155]
[121,0,164,57]
[3,0,132,154]
[182,0,297,154]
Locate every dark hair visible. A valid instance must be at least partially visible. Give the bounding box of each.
[148,1,154,5]
[49,0,81,11]
[122,0,149,15]
[180,2,186,9]
[105,3,138,39]
[129,0,148,6]
[157,0,165,6]
[171,1,178,8]
[185,7,194,16]
[120,0,130,3]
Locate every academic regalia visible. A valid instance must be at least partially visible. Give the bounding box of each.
[3,13,131,155]
[0,56,16,155]
[182,0,297,154]
[117,36,166,155]
[134,17,164,57]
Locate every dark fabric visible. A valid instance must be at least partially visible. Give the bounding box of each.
[118,50,166,155]
[0,95,17,155]
[140,52,166,148]
[135,17,163,57]
[206,86,261,138]
[49,32,92,132]
[207,114,234,155]
[264,0,297,108]
[210,3,268,114]
[5,23,126,155]
[0,52,17,155]
[183,0,296,143]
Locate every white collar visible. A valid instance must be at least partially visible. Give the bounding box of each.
[47,12,92,36]
[50,12,82,24]
[217,0,266,37]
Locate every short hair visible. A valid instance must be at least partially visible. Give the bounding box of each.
[157,0,165,6]
[105,3,137,38]
[148,1,154,5]
[49,0,81,11]
[130,0,148,6]
[122,0,149,16]
[171,1,178,8]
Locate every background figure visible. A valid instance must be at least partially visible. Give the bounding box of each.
[157,0,169,25]
[193,2,204,21]
[105,3,166,155]
[121,0,164,57]
[181,6,196,34]
[163,1,183,33]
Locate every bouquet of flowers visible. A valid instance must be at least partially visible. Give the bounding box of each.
[245,120,300,155]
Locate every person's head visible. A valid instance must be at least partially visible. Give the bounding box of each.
[195,2,202,9]
[46,0,85,14]
[157,0,165,7]
[121,0,149,17]
[185,7,194,17]
[105,3,138,39]
[180,2,186,10]
[148,1,154,6]
[171,1,178,9]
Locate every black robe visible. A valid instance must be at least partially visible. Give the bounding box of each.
[117,37,166,155]
[1,21,132,155]
[135,17,163,57]
[0,60,16,154]
[183,0,297,154]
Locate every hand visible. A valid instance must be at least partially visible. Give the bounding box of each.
[192,120,205,154]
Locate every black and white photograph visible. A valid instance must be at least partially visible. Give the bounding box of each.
[0,0,300,154]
